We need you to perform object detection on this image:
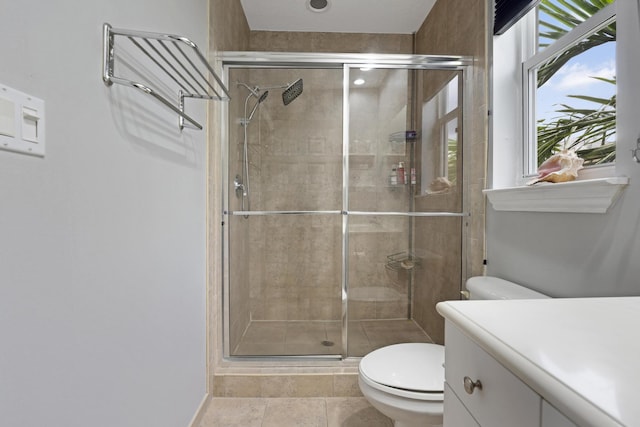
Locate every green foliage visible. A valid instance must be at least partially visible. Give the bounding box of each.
[448,138,457,182]
[538,0,615,87]
[536,0,616,166]
[537,78,616,166]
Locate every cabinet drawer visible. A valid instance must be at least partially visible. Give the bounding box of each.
[445,322,541,427]
[444,383,480,427]
[542,400,577,427]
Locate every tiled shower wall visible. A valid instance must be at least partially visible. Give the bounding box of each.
[209,0,252,365]
[347,69,413,321]
[231,67,412,324]
[241,67,343,322]
[414,0,488,344]
[226,69,252,355]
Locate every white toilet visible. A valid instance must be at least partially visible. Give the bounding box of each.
[358,276,549,427]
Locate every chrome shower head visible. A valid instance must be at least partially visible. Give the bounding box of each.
[282,78,303,105]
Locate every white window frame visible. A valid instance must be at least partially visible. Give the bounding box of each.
[438,75,460,181]
[521,2,617,180]
[420,73,461,194]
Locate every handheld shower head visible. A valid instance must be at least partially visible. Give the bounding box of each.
[258,90,269,104]
[247,90,269,121]
[282,78,303,105]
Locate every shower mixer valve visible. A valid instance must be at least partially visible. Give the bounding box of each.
[234,175,246,197]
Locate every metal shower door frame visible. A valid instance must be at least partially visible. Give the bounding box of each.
[220,52,472,361]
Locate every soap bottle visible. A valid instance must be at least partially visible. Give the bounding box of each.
[390,165,398,185]
[397,162,405,185]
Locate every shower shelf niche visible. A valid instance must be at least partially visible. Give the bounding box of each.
[102,23,230,131]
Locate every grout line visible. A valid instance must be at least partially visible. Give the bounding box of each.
[324,397,329,427]
[259,398,268,427]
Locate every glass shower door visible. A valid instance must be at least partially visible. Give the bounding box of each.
[346,67,421,357]
[222,54,469,360]
[345,67,465,357]
[225,67,345,357]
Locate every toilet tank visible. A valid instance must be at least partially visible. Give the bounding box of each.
[466,276,550,300]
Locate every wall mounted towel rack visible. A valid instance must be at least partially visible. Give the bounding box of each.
[102,23,230,131]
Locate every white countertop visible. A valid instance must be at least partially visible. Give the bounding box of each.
[436,297,640,427]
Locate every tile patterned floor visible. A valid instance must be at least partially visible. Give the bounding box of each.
[233,319,432,357]
[213,320,431,425]
[197,397,392,427]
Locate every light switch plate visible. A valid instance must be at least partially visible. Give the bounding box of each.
[0,84,45,157]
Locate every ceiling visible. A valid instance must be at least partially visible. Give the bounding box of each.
[239,0,437,34]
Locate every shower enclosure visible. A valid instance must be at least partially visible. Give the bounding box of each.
[221,53,470,359]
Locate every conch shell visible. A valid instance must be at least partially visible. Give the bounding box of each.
[428,177,453,193]
[527,149,584,185]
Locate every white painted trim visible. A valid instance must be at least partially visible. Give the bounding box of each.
[523,3,617,71]
[484,177,629,213]
[187,393,212,427]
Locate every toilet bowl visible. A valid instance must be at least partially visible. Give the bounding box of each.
[358,343,444,427]
[358,276,550,426]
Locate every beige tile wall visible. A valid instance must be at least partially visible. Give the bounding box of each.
[234,67,344,323]
[208,0,252,385]
[229,66,413,324]
[413,0,488,344]
[209,0,251,52]
[250,32,413,53]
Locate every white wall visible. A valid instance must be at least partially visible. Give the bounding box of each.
[488,0,640,297]
[0,1,208,426]
[490,14,532,188]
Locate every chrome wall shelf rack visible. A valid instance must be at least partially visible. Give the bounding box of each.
[102,23,230,131]
[385,251,420,272]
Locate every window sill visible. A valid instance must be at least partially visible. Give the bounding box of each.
[483,177,629,213]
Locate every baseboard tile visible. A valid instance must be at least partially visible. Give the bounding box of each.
[187,393,212,427]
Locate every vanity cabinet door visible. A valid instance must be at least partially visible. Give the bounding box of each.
[444,383,480,427]
[444,322,541,427]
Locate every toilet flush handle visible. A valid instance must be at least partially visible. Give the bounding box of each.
[463,376,483,394]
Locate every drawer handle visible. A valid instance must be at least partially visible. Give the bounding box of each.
[463,376,482,394]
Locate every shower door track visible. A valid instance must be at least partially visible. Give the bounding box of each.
[220,52,472,362]
[226,210,341,216]
[227,210,468,217]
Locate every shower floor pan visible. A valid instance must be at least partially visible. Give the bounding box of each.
[232,319,432,358]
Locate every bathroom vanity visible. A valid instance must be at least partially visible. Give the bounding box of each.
[437,297,640,427]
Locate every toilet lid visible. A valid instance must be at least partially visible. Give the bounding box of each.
[359,343,444,393]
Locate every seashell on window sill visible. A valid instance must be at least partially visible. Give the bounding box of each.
[527,149,584,185]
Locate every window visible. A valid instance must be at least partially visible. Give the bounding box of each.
[522,0,616,177]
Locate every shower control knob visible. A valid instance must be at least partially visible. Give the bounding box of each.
[463,376,482,394]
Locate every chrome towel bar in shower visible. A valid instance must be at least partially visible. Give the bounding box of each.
[102,23,230,131]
